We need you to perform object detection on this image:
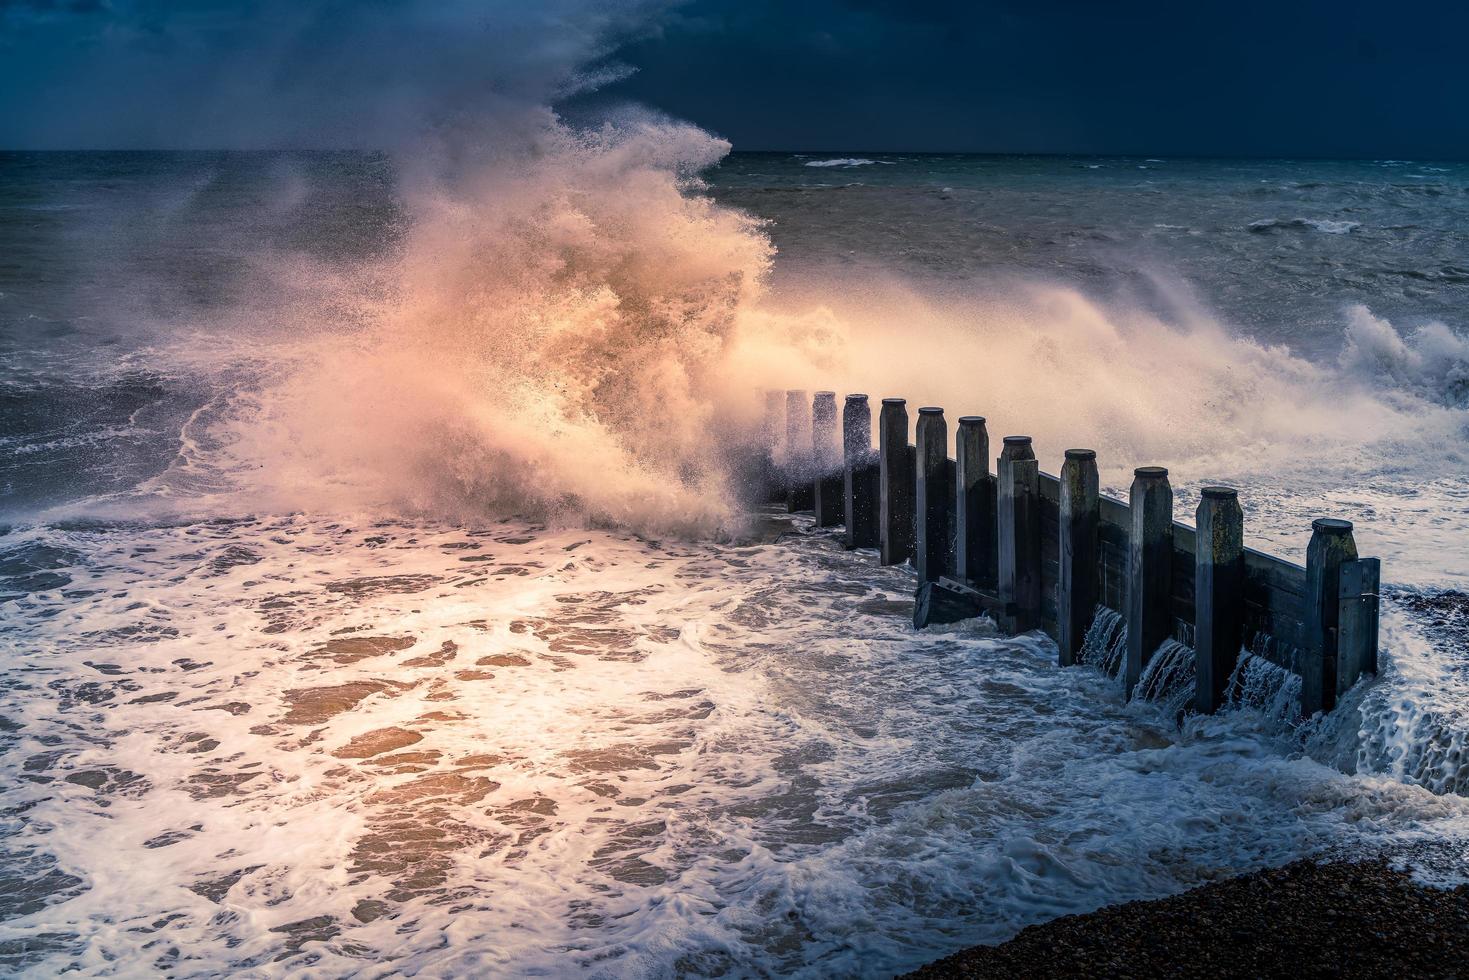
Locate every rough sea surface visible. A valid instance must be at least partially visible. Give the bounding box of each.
[3,151,1469,976]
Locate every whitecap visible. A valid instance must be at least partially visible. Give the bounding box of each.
[1247,217,1361,234]
[802,158,894,168]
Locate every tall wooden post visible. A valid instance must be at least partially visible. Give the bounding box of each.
[1195,487,1244,713]
[955,416,996,591]
[1338,556,1381,701]
[997,436,1040,631]
[785,389,813,513]
[843,394,879,549]
[879,398,914,566]
[812,391,843,527]
[1058,449,1100,667]
[762,390,784,503]
[914,407,950,584]
[1303,518,1358,716]
[1125,466,1173,698]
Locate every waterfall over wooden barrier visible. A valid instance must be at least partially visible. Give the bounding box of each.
[759,389,1381,717]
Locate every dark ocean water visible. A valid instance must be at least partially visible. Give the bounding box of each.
[2,151,1469,976]
[712,153,1469,358]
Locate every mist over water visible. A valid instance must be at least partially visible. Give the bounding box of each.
[4,5,1469,977]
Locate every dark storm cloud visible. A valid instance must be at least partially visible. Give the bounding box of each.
[0,0,668,148]
[605,0,1469,158]
[2,0,1466,156]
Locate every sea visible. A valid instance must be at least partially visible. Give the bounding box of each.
[2,149,1468,976]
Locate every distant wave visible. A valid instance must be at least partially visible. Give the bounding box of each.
[1248,217,1361,234]
[802,158,894,168]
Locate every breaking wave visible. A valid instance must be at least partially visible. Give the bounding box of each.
[1248,217,1361,234]
[802,158,893,168]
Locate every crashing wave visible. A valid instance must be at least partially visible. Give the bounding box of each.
[803,158,893,168]
[1247,217,1361,234]
[1338,305,1469,407]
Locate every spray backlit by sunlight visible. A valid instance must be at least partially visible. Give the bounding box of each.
[732,276,1469,493]
[234,116,796,533]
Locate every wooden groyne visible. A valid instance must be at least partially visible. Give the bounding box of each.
[762,390,1381,717]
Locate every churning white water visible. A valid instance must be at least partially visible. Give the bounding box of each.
[6,511,1469,977]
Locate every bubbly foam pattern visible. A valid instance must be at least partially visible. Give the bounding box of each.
[4,518,1468,975]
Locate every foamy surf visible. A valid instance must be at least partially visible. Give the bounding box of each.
[4,511,1469,976]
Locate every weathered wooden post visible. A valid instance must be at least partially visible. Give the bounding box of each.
[785,389,813,513]
[914,407,950,584]
[1125,466,1173,698]
[954,416,997,591]
[1194,487,1244,713]
[1303,518,1358,716]
[1338,555,1381,701]
[811,392,843,527]
[762,390,784,503]
[997,436,1041,631]
[1058,449,1100,667]
[879,398,915,565]
[843,394,879,549]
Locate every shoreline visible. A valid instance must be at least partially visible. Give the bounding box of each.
[904,859,1469,978]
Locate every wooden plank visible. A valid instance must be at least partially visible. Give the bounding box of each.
[998,438,1041,632]
[843,395,879,549]
[1303,519,1358,716]
[954,417,996,589]
[1194,487,1245,713]
[1337,557,1381,698]
[914,407,951,583]
[811,392,843,526]
[879,398,914,565]
[1125,467,1174,698]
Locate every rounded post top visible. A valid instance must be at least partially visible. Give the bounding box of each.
[1064,448,1096,460]
[1312,517,1354,535]
[1002,435,1032,445]
[918,406,944,416]
[846,393,868,402]
[881,397,906,405]
[1201,486,1238,500]
[958,415,987,426]
[1134,466,1169,479]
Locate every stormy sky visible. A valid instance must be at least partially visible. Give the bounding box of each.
[2,0,1466,157]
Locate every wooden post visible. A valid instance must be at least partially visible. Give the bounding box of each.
[785,389,813,513]
[811,391,843,527]
[843,394,879,549]
[1338,556,1381,700]
[762,390,783,503]
[914,407,950,584]
[1125,466,1173,698]
[1303,518,1358,716]
[955,416,997,591]
[879,398,914,566]
[1058,449,1099,667]
[997,436,1040,631]
[1194,486,1244,713]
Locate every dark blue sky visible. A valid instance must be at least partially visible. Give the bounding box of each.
[3,0,1467,156]
[607,0,1469,156]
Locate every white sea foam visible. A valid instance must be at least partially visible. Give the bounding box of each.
[5,516,1469,976]
[802,158,893,168]
[1247,217,1361,234]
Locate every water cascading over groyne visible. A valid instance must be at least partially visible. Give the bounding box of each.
[753,389,1382,719]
